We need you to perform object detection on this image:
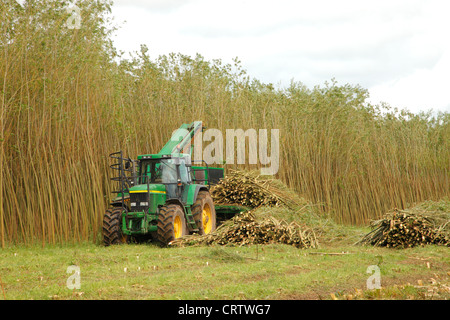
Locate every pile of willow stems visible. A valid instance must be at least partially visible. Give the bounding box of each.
[210,169,305,209]
[171,210,319,248]
[357,207,449,248]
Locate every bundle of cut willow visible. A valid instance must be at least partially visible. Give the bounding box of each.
[357,205,449,248]
[170,211,319,248]
[210,169,305,209]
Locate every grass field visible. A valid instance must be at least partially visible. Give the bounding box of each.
[1,220,448,300]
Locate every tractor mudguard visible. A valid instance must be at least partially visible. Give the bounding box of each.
[188,185,209,206]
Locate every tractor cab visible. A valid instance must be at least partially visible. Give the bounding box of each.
[133,153,192,202]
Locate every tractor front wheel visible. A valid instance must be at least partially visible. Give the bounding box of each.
[103,207,128,246]
[157,204,187,246]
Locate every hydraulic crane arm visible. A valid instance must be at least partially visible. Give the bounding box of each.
[158,121,203,156]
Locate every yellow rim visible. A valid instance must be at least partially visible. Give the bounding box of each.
[202,203,212,234]
[174,215,182,239]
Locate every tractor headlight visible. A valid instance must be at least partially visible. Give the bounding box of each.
[131,202,137,207]
[140,202,148,207]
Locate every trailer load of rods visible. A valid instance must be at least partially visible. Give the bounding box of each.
[210,169,306,209]
[170,210,319,249]
[357,201,450,248]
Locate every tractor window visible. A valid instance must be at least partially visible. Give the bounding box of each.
[161,160,177,184]
[178,160,190,184]
[138,157,191,185]
[139,160,162,184]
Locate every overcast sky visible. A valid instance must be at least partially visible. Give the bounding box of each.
[110,0,450,113]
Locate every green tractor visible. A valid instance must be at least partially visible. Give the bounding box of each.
[103,121,243,246]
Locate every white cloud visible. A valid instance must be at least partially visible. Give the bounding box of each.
[110,0,450,112]
[368,49,450,113]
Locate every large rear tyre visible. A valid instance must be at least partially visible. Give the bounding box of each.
[103,207,128,246]
[191,190,216,235]
[157,204,187,246]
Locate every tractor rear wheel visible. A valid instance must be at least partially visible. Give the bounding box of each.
[103,207,128,246]
[156,204,187,246]
[192,190,216,235]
